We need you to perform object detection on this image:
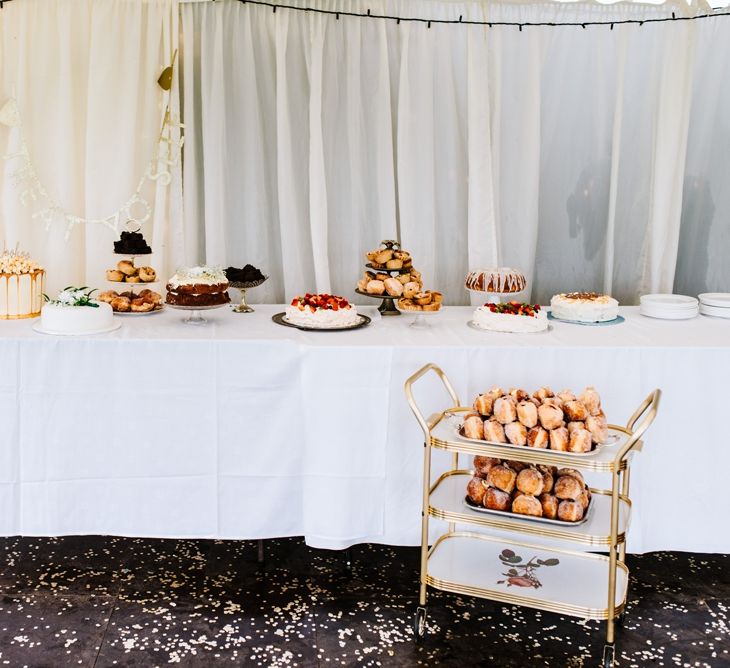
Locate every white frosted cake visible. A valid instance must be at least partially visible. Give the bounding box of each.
[472,302,547,333]
[551,292,619,323]
[40,288,114,334]
[0,249,45,319]
[285,294,359,328]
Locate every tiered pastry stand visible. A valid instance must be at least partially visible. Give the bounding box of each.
[108,253,164,315]
[355,240,415,316]
[405,364,661,667]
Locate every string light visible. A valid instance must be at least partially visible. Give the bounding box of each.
[227,0,729,30]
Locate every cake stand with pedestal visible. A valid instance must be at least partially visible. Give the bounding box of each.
[165,303,226,325]
[229,276,268,314]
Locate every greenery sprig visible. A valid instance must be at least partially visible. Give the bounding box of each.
[43,286,99,308]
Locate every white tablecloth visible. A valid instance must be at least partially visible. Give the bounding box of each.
[1,305,728,553]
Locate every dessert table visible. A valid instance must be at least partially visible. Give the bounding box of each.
[1,305,728,553]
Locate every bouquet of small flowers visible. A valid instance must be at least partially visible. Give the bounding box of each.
[44,287,99,308]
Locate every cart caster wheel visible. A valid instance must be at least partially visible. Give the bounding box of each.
[414,606,427,643]
[602,644,615,667]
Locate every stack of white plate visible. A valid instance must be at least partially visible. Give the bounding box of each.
[639,294,699,319]
[698,293,730,319]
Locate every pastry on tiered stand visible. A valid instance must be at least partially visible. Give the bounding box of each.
[106,229,162,314]
[165,266,230,324]
[0,248,45,319]
[356,240,422,316]
[465,267,527,304]
[470,301,548,334]
[98,288,163,314]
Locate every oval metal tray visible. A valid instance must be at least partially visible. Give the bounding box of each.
[463,495,593,526]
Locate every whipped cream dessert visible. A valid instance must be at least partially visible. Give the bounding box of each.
[167,266,228,289]
[550,292,619,323]
[285,294,359,328]
[472,301,547,333]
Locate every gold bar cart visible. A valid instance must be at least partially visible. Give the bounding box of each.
[405,363,661,667]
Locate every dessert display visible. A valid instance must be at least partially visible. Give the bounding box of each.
[98,288,163,313]
[106,259,157,284]
[465,456,592,523]
[284,293,361,329]
[397,290,443,312]
[114,230,151,255]
[39,287,115,334]
[166,266,230,306]
[225,264,268,314]
[465,268,527,294]
[0,248,45,319]
[471,301,548,333]
[550,292,619,323]
[356,240,429,315]
[460,385,610,453]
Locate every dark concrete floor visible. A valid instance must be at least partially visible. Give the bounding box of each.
[0,537,727,667]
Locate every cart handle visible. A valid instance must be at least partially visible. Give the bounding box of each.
[404,363,461,441]
[619,388,661,459]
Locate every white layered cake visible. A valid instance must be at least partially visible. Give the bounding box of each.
[40,288,114,334]
[550,292,619,323]
[472,302,548,333]
[285,293,359,328]
[0,249,45,319]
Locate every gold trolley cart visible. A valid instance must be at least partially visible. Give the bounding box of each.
[405,363,661,667]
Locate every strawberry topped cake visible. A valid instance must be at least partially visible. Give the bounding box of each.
[285,293,360,329]
[472,301,548,333]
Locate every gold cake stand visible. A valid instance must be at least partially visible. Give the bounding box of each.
[229,277,268,314]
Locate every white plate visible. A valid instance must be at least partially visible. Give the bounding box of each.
[114,307,164,316]
[698,293,730,308]
[32,321,122,336]
[640,293,698,308]
[640,308,698,320]
[699,304,730,319]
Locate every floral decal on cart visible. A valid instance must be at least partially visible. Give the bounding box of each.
[497,549,559,589]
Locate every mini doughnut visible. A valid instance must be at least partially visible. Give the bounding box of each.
[466,477,488,505]
[577,489,591,511]
[516,468,544,496]
[509,388,530,402]
[567,421,585,435]
[539,493,559,519]
[483,419,507,443]
[568,428,593,453]
[538,404,564,430]
[585,414,609,445]
[540,470,554,494]
[385,258,403,270]
[493,397,518,424]
[486,386,505,400]
[579,386,602,416]
[117,259,136,276]
[558,499,584,522]
[527,426,549,449]
[473,394,494,417]
[484,486,512,511]
[517,400,538,428]
[549,426,569,451]
[366,280,385,295]
[486,464,517,494]
[557,468,585,486]
[554,475,584,501]
[505,460,528,473]
[383,278,403,297]
[533,386,554,401]
[563,400,589,422]
[473,456,500,478]
[512,494,543,517]
[557,390,577,403]
[504,421,528,446]
[462,415,485,440]
[106,269,124,282]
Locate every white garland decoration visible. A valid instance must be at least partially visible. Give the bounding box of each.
[1,99,184,240]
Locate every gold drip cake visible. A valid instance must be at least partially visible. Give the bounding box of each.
[0,249,45,319]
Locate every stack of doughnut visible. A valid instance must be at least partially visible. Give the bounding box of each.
[357,267,422,297]
[466,458,592,522]
[98,288,163,313]
[461,385,609,453]
[106,259,157,284]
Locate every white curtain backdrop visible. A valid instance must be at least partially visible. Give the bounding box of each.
[181,0,728,306]
[0,0,181,296]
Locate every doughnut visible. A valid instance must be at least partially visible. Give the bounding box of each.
[509,388,530,402]
[366,280,385,295]
[538,404,564,430]
[549,427,569,451]
[516,468,544,496]
[512,494,543,517]
[540,493,558,519]
[484,486,512,511]
[473,394,494,417]
[554,475,584,501]
[462,415,485,440]
[106,269,124,282]
[466,477,488,505]
[568,428,593,453]
[527,426,549,449]
[486,464,517,494]
[117,259,136,276]
[557,390,577,403]
[585,414,609,445]
[567,421,585,436]
[483,420,507,443]
[505,460,529,473]
[493,397,517,425]
[386,259,403,270]
[579,387,602,416]
[516,401,538,428]
[505,421,528,446]
[558,499,584,522]
[557,468,585,486]
[383,278,403,297]
[540,470,554,494]
[563,400,589,422]
[533,387,554,401]
[473,456,500,478]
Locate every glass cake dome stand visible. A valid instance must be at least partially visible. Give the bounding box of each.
[165,303,225,325]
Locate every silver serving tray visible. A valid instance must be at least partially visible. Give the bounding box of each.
[454,420,618,457]
[272,312,371,332]
[463,495,593,526]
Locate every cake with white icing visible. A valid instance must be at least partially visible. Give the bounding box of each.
[0,248,45,319]
[40,288,114,334]
[471,301,547,333]
[285,294,359,328]
[166,266,230,306]
[550,292,619,323]
[465,268,526,294]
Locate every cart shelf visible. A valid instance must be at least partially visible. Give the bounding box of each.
[427,532,629,621]
[429,470,632,547]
